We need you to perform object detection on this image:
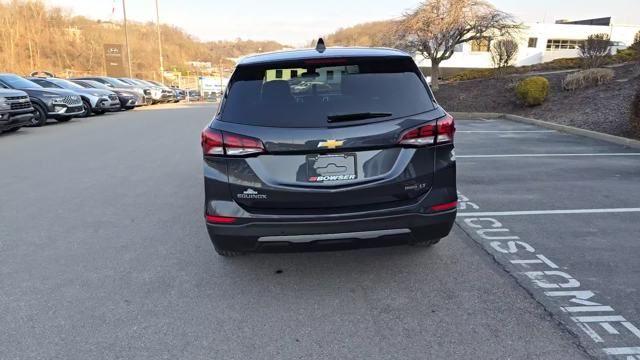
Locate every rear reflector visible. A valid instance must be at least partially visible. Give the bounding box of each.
[205,214,237,224]
[201,127,265,157]
[399,114,455,147]
[431,201,458,212]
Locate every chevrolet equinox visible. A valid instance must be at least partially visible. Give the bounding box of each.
[201,43,457,256]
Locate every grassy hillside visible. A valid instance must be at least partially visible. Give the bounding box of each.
[0,0,285,78]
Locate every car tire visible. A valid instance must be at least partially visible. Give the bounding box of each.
[213,243,244,257]
[30,103,47,127]
[94,110,106,115]
[413,238,442,247]
[80,99,92,118]
[410,229,442,247]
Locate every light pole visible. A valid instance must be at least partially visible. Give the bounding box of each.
[219,59,224,94]
[122,0,133,77]
[155,0,165,84]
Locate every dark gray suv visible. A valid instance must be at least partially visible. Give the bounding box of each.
[201,46,457,256]
[0,88,34,133]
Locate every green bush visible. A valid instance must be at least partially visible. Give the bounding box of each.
[447,68,496,81]
[613,48,639,63]
[562,68,615,91]
[445,58,584,83]
[516,76,549,106]
[532,57,583,71]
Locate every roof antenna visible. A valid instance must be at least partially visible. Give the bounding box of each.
[316,38,326,53]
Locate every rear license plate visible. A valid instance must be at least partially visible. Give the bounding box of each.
[307,153,357,183]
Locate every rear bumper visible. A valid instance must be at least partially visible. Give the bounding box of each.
[206,209,456,252]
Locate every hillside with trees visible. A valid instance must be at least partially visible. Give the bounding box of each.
[0,0,285,78]
[323,20,399,48]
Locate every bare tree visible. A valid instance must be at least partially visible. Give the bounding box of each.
[396,0,519,90]
[490,38,519,76]
[579,33,611,68]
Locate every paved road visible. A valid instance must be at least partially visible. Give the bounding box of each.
[0,107,596,359]
[456,119,640,359]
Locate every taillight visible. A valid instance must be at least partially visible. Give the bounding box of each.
[223,132,265,156]
[201,127,265,157]
[399,123,436,146]
[399,114,455,147]
[201,128,224,155]
[436,114,455,144]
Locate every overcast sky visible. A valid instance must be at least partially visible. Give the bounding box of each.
[44,0,640,45]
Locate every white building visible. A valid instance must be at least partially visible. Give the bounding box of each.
[415,17,640,73]
[187,61,213,69]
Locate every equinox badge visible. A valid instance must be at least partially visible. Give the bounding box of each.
[237,188,267,199]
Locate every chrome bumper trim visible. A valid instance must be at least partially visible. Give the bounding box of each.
[257,229,411,243]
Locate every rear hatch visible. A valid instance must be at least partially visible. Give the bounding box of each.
[207,56,446,212]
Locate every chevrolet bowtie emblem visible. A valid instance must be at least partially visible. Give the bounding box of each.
[318,139,344,149]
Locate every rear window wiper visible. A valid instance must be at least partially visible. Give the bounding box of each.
[327,112,392,123]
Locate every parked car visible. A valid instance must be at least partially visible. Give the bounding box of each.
[200,46,457,256]
[204,92,218,102]
[171,87,186,102]
[73,76,151,106]
[0,73,83,126]
[0,88,35,133]
[28,77,120,117]
[144,80,178,103]
[187,89,201,102]
[118,78,162,104]
[70,79,139,110]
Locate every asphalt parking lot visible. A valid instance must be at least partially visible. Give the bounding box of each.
[456,119,640,359]
[0,106,637,359]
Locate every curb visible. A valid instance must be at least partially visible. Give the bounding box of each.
[451,112,502,120]
[451,112,640,150]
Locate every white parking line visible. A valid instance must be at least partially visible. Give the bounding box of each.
[457,130,556,133]
[457,153,640,158]
[458,208,640,217]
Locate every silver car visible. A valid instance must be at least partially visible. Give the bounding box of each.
[29,77,121,117]
[72,77,151,106]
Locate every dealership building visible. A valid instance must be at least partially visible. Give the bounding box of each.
[415,17,640,75]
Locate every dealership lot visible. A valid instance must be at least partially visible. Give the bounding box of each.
[1,107,638,359]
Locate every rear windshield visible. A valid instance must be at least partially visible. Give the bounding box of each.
[219,57,435,128]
